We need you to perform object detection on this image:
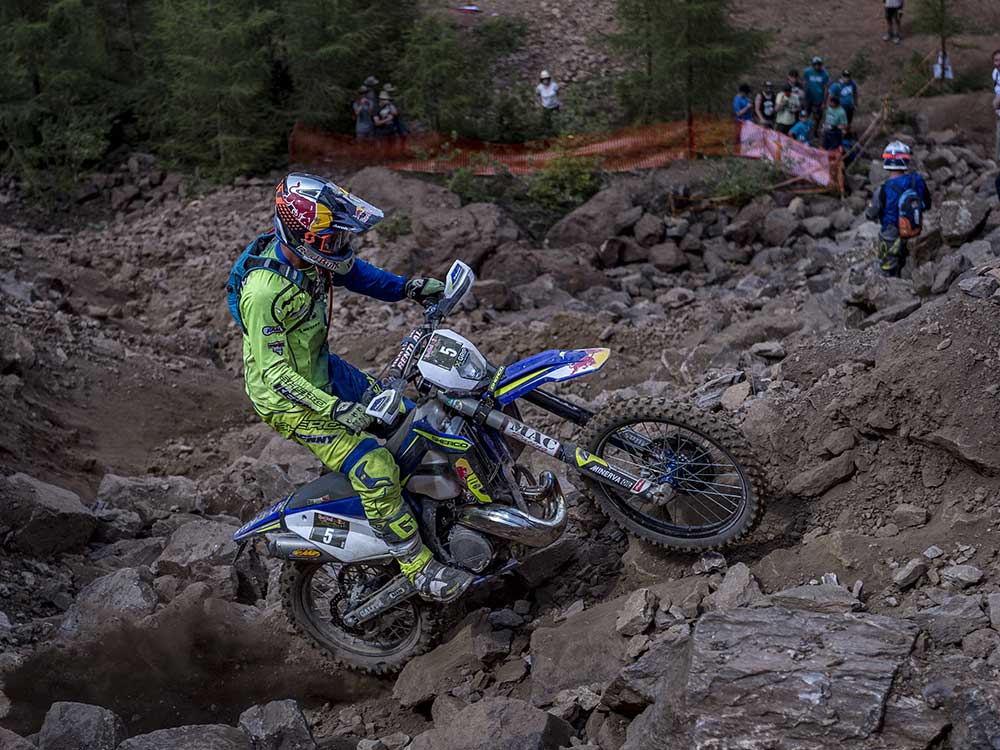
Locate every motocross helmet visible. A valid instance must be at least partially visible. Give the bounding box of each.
[882,140,912,171]
[273,173,384,275]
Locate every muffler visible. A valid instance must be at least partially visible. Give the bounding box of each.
[456,471,567,548]
[267,533,339,563]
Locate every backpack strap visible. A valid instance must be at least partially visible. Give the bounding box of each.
[242,256,320,298]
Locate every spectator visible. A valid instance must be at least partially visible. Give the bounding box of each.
[352,86,374,140]
[829,70,858,126]
[754,81,777,128]
[787,69,804,99]
[733,83,753,122]
[536,70,561,111]
[382,83,409,135]
[883,0,903,44]
[822,95,848,150]
[789,110,812,144]
[373,91,397,137]
[992,50,1000,162]
[775,83,800,134]
[802,56,831,131]
[363,75,380,110]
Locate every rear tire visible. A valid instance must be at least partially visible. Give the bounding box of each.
[580,397,765,552]
[280,561,435,675]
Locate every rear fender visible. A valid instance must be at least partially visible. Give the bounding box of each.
[494,348,609,405]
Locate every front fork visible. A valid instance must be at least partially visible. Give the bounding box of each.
[441,396,671,503]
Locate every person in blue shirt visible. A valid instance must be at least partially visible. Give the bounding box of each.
[733,83,753,122]
[802,56,831,132]
[829,70,858,125]
[864,141,932,277]
[789,110,812,144]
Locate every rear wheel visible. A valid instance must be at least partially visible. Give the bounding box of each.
[280,561,435,674]
[580,398,765,552]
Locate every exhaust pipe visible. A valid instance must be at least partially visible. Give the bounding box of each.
[456,471,567,548]
[267,533,339,563]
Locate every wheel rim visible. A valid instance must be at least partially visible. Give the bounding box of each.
[299,563,422,658]
[593,418,751,540]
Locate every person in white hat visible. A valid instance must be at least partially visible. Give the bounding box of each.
[536,70,561,111]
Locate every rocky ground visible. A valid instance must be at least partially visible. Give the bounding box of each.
[2,121,1000,749]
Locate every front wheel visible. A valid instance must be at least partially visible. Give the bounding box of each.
[280,561,435,675]
[580,397,765,552]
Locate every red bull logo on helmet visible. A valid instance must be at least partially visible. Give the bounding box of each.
[275,180,334,233]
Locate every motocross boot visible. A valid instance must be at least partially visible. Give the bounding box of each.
[375,509,474,603]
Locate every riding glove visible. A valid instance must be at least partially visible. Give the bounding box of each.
[404,277,445,303]
[331,399,372,433]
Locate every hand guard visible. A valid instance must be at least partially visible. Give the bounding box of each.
[404,277,445,303]
[331,399,372,434]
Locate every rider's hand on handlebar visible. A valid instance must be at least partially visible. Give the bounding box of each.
[404,277,445,304]
[331,398,372,434]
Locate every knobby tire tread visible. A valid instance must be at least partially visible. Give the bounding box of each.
[279,562,437,675]
[580,397,767,553]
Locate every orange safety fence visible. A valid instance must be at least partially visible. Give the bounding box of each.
[289,117,842,189]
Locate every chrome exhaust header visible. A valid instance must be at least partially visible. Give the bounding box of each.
[456,471,567,548]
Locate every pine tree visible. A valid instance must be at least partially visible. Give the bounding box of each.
[610,0,768,123]
[144,0,283,177]
[911,0,965,79]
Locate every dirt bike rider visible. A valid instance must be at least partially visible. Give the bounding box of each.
[864,140,932,277]
[230,173,474,602]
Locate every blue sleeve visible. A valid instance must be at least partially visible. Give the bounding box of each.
[333,258,408,302]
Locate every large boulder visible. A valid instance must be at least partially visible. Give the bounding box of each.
[938,199,989,246]
[761,208,800,246]
[546,186,633,248]
[117,725,250,750]
[1,473,96,554]
[60,567,159,638]
[238,699,315,750]
[411,202,520,275]
[479,244,604,294]
[96,474,202,519]
[154,519,239,577]
[393,612,491,707]
[422,698,573,750]
[623,607,919,749]
[37,702,127,750]
[346,166,461,213]
[0,728,35,750]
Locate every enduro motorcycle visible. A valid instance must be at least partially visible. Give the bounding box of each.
[233,260,764,673]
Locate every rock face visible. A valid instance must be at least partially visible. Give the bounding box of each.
[117,725,250,750]
[0,728,36,750]
[60,568,159,637]
[154,520,239,576]
[96,474,202,518]
[2,473,97,554]
[237,699,315,750]
[939,199,989,246]
[37,702,128,750]
[529,597,629,706]
[546,186,633,248]
[393,613,491,707]
[422,698,573,750]
[624,607,919,749]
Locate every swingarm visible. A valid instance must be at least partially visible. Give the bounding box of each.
[442,396,671,503]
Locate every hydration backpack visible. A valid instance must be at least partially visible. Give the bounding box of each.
[226,233,320,334]
[897,174,924,239]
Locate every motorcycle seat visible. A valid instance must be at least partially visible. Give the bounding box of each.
[285,471,357,511]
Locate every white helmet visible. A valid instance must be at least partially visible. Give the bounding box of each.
[540,70,551,80]
[882,140,912,171]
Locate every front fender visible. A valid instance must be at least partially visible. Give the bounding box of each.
[494,348,609,404]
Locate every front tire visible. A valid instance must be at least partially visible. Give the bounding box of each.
[280,561,435,675]
[580,397,765,552]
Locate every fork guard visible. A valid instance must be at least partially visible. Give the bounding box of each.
[456,471,567,548]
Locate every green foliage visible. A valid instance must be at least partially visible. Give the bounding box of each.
[142,0,284,178]
[911,0,966,44]
[374,212,412,241]
[395,14,526,138]
[447,167,495,204]
[0,0,130,187]
[846,51,875,83]
[609,0,768,121]
[525,155,602,212]
[707,158,786,206]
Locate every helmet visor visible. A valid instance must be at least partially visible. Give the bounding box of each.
[296,229,355,275]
